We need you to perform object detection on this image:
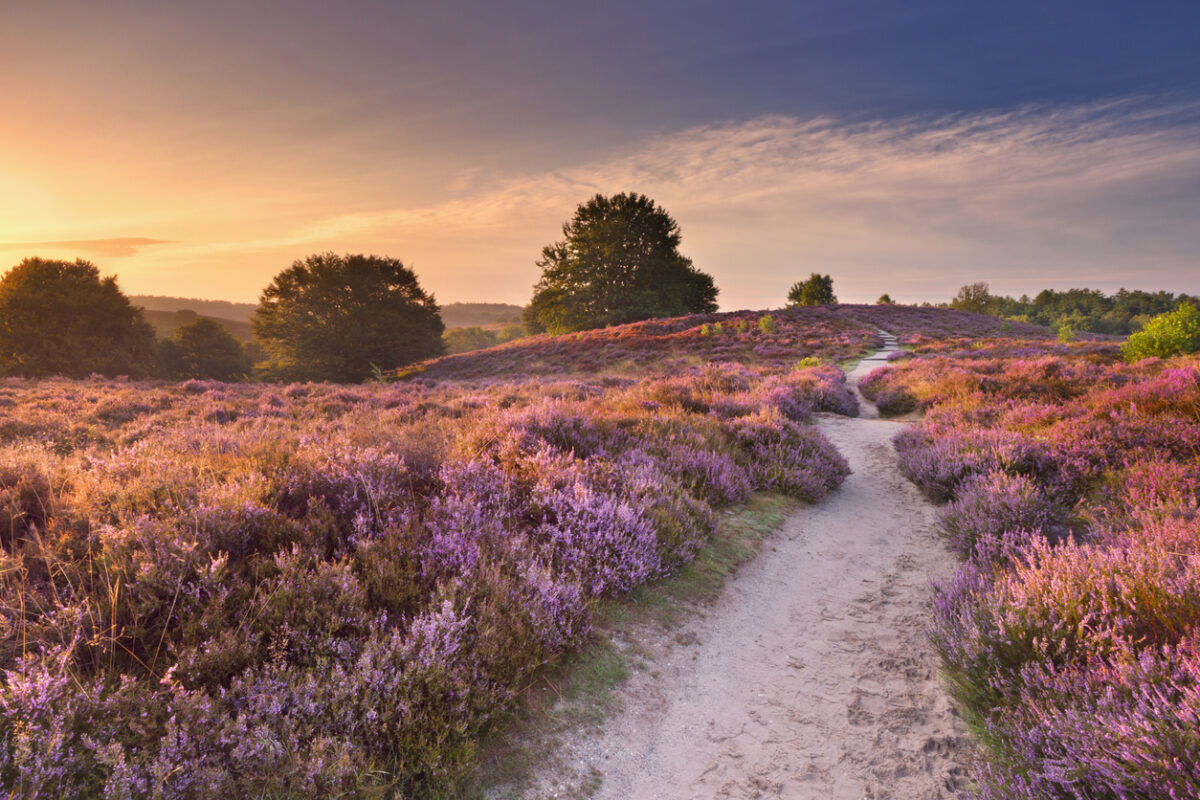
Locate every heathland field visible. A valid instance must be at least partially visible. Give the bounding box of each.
[2,304,1197,798]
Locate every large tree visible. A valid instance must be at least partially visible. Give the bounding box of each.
[525,193,718,334]
[787,274,837,306]
[253,253,444,383]
[0,257,158,377]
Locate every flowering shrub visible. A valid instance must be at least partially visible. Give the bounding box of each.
[0,338,858,796]
[885,342,1200,797]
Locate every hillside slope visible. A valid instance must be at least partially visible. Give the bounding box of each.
[399,304,1053,382]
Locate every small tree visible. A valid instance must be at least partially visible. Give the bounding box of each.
[443,326,498,354]
[496,324,524,344]
[254,253,444,382]
[951,282,995,314]
[787,274,836,306]
[160,317,252,380]
[525,193,718,334]
[1122,304,1200,362]
[876,293,894,305]
[0,257,158,377]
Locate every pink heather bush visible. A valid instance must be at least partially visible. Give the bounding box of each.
[885,346,1200,798]
[971,640,1200,800]
[0,348,856,797]
[939,471,1067,557]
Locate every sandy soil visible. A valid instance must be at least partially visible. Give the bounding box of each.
[523,335,972,799]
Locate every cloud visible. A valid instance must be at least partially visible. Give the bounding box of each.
[0,237,176,258]
[180,97,1200,305]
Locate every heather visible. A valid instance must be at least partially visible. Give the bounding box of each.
[884,345,1200,797]
[0,359,854,797]
[402,303,1055,384]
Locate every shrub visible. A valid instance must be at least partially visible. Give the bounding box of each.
[757,315,775,334]
[1122,304,1200,362]
[0,346,860,796]
[940,471,1066,557]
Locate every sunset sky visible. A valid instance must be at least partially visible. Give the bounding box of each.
[2,1,1198,308]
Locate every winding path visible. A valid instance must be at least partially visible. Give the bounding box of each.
[539,335,971,799]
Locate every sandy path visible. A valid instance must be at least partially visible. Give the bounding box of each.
[540,336,971,799]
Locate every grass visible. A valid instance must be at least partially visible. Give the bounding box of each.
[460,492,799,800]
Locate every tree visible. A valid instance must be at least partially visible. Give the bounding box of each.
[1122,303,1200,362]
[253,253,444,382]
[525,193,718,334]
[876,293,894,305]
[951,282,995,314]
[443,326,498,354]
[787,274,836,306]
[159,317,252,380]
[0,257,158,377]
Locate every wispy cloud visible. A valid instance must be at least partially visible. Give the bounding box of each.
[0,238,176,258]
[177,97,1200,305]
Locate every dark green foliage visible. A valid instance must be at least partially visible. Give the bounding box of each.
[786,274,836,306]
[496,324,524,344]
[525,193,718,334]
[976,287,1189,336]
[159,317,252,381]
[444,326,499,355]
[876,293,894,305]
[253,253,444,383]
[0,257,158,378]
[950,281,995,314]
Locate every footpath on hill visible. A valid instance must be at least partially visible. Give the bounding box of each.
[524,334,972,800]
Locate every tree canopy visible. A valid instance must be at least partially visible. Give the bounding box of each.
[787,274,836,306]
[524,193,718,334]
[159,317,252,380]
[253,253,444,382]
[0,257,158,378]
[950,281,996,314]
[1121,303,1200,362]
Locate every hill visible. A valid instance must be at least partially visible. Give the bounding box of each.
[141,308,256,342]
[399,304,1055,382]
[132,296,523,337]
[441,302,523,329]
[130,295,257,323]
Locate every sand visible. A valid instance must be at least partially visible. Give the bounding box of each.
[524,335,972,799]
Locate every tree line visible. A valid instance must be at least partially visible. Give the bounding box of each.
[2,193,1195,383]
[948,281,1194,336]
[0,193,721,382]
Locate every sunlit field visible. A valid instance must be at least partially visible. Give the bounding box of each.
[864,340,1200,797]
[0,309,894,797]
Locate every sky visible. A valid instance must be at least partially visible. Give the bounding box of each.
[1,1,1198,309]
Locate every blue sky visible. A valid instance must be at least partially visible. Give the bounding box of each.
[1,1,1197,306]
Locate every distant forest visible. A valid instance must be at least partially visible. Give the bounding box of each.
[945,285,1196,336]
[130,295,257,323]
[130,296,522,332]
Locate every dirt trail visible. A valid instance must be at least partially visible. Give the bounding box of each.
[535,335,972,799]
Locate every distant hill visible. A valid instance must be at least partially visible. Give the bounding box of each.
[131,296,523,332]
[142,309,256,342]
[441,302,523,329]
[397,304,1059,382]
[131,295,257,323]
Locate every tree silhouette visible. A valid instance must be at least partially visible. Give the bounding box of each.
[159,317,252,380]
[526,193,718,334]
[254,253,444,382]
[0,257,157,377]
[787,274,837,306]
[951,281,995,314]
